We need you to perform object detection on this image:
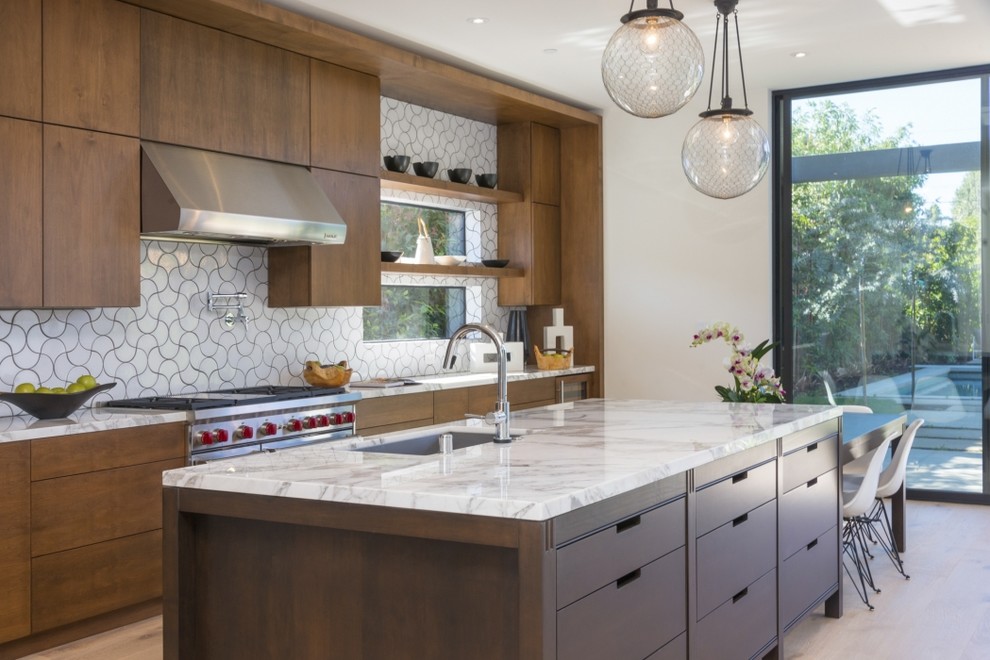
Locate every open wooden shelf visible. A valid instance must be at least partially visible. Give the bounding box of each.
[381,262,523,278]
[380,170,523,204]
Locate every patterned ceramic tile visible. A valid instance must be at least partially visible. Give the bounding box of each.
[0,98,511,417]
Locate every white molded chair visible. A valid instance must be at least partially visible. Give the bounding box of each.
[842,432,896,610]
[845,418,924,579]
[841,404,874,414]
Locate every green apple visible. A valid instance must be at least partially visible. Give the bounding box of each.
[66,383,87,393]
[76,374,98,389]
[51,387,66,394]
[14,383,36,394]
[35,387,53,394]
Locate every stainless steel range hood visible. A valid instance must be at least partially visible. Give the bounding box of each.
[140,142,347,246]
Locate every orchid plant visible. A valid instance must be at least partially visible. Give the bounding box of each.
[690,322,786,404]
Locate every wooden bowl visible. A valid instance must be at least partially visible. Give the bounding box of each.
[303,361,353,387]
[534,346,572,370]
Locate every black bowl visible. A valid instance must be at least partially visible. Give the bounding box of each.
[447,168,472,184]
[0,382,117,419]
[383,155,411,173]
[475,173,498,188]
[381,250,402,263]
[412,161,439,178]
[482,259,509,268]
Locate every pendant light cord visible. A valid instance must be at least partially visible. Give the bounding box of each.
[734,10,750,109]
[705,13,720,110]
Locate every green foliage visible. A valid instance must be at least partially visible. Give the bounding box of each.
[380,202,466,257]
[364,286,466,341]
[790,101,980,400]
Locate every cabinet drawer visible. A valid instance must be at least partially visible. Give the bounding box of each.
[695,568,777,660]
[696,459,776,537]
[781,525,839,629]
[31,423,186,480]
[31,457,183,556]
[696,499,776,619]
[32,529,162,632]
[780,469,838,559]
[782,434,838,493]
[510,377,556,406]
[645,632,686,660]
[356,392,433,431]
[557,498,684,608]
[557,548,685,660]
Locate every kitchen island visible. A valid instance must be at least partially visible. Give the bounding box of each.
[162,400,844,660]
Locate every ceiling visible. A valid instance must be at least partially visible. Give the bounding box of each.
[267,0,990,113]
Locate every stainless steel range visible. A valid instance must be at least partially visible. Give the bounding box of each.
[107,385,362,463]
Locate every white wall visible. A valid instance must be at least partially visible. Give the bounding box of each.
[602,89,775,402]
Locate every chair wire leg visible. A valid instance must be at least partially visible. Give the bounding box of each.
[875,499,909,579]
[842,520,876,610]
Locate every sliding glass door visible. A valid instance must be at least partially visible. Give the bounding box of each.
[774,67,989,501]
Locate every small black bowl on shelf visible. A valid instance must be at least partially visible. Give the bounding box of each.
[475,173,498,189]
[447,168,472,184]
[383,155,411,173]
[412,161,439,178]
[380,251,402,263]
[482,259,509,268]
[0,382,117,420]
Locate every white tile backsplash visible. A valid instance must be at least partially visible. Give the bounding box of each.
[0,98,507,416]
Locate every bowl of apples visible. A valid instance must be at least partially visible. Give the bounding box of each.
[0,376,116,419]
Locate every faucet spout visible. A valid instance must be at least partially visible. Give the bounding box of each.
[444,323,512,443]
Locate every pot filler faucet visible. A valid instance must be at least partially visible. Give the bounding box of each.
[443,323,512,443]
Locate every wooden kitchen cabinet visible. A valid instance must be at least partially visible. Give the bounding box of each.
[28,423,185,634]
[140,10,310,165]
[311,60,380,177]
[268,169,381,307]
[0,0,41,121]
[43,0,140,136]
[498,121,562,307]
[0,116,43,308]
[356,392,435,436]
[0,441,31,644]
[43,125,140,308]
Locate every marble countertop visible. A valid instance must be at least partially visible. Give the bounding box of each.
[0,407,188,444]
[348,365,593,399]
[163,399,841,521]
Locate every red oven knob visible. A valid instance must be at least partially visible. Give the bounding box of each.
[214,429,229,443]
[329,413,343,425]
[342,411,355,424]
[302,416,317,430]
[285,419,303,432]
[258,422,277,437]
[235,425,254,440]
[199,430,215,445]
[316,414,331,428]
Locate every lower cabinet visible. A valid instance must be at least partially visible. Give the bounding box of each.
[0,423,186,651]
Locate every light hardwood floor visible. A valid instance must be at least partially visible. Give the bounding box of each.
[21,501,990,660]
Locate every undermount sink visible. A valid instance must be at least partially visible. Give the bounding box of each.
[354,429,517,456]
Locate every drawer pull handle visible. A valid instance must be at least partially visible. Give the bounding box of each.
[616,568,641,589]
[732,513,749,527]
[807,477,819,488]
[616,515,641,533]
[732,471,749,484]
[806,442,819,453]
[732,587,749,603]
[807,538,819,551]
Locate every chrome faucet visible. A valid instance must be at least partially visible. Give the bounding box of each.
[443,323,512,443]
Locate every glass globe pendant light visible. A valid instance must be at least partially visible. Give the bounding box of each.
[601,1,705,118]
[681,0,769,199]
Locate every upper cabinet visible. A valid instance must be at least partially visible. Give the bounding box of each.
[140,11,310,164]
[0,117,43,308]
[43,126,140,308]
[497,122,562,306]
[43,0,140,136]
[0,0,41,121]
[269,169,381,308]
[311,60,380,177]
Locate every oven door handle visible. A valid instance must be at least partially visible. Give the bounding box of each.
[260,429,355,452]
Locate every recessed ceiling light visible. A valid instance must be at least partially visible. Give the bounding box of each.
[791,51,807,58]
[467,17,488,25]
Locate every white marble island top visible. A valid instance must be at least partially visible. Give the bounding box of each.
[163,399,841,521]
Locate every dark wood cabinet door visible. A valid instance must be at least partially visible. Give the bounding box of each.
[43,0,140,136]
[530,203,561,305]
[311,60,380,177]
[0,442,30,644]
[269,170,380,307]
[43,125,140,308]
[530,123,560,205]
[0,0,41,121]
[141,10,310,164]
[0,117,43,308]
